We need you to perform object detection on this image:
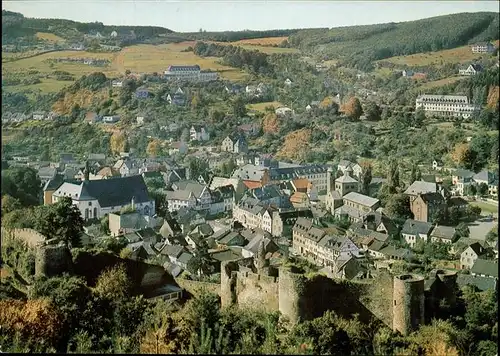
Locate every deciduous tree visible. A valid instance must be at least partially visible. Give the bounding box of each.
[343,97,363,120]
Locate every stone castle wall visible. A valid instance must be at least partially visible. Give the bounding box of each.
[235,268,279,312]
[175,278,220,297]
[2,227,72,278]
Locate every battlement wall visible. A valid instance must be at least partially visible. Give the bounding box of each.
[176,278,220,297]
[2,228,46,249]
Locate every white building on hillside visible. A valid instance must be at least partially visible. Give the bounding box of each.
[415,95,480,119]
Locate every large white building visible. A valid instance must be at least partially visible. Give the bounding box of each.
[52,175,155,221]
[163,65,218,82]
[415,95,480,119]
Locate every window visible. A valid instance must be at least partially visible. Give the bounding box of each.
[88,202,92,206]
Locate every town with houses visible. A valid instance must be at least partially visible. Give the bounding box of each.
[1,6,499,355]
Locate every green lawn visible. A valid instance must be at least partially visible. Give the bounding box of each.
[469,201,498,215]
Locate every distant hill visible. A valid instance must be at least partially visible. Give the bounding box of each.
[1,10,173,44]
[288,12,500,71]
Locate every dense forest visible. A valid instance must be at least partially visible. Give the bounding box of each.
[193,41,275,76]
[288,12,499,70]
[1,10,172,43]
[183,29,299,42]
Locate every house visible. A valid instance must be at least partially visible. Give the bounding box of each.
[459,64,483,76]
[275,107,293,117]
[113,158,139,177]
[361,212,398,236]
[221,134,248,154]
[305,101,320,111]
[335,192,380,223]
[32,111,45,120]
[284,78,292,86]
[185,223,215,249]
[473,170,495,187]
[452,169,475,196]
[166,180,212,213]
[292,217,359,267]
[209,177,247,202]
[401,219,434,248]
[470,259,498,279]
[108,211,158,237]
[52,175,155,220]
[215,230,247,247]
[461,242,488,270]
[159,217,183,240]
[135,87,150,99]
[111,80,123,88]
[402,69,414,77]
[379,245,413,261]
[430,225,456,244]
[432,159,444,171]
[163,65,217,82]
[136,115,146,125]
[411,192,446,223]
[169,141,188,155]
[166,88,186,106]
[237,123,260,137]
[471,42,496,54]
[102,115,120,123]
[110,30,118,38]
[37,166,57,184]
[43,175,65,205]
[189,125,210,141]
[224,84,243,94]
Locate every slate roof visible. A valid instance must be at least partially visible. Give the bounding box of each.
[368,240,386,252]
[173,181,207,199]
[453,169,475,179]
[38,166,57,179]
[343,192,379,207]
[160,244,184,258]
[471,259,498,278]
[165,190,193,201]
[456,274,497,291]
[401,219,434,236]
[334,205,368,220]
[76,175,151,207]
[177,252,194,264]
[419,192,445,204]
[218,231,246,246]
[404,180,437,195]
[210,249,242,262]
[43,174,65,191]
[430,225,456,241]
[380,245,411,259]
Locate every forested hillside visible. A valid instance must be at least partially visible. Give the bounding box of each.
[288,12,499,70]
[1,10,173,44]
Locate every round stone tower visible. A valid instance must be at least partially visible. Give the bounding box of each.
[393,274,425,336]
[220,261,238,308]
[436,270,458,306]
[279,265,306,325]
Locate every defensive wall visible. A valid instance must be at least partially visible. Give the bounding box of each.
[220,259,458,333]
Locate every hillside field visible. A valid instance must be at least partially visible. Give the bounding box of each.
[2,41,250,93]
[35,32,66,43]
[209,37,299,54]
[380,40,500,67]
[247,101,283,113]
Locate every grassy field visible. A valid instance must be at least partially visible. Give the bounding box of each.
[209,38,299,54]
[2,41,250,93]
[469,201,499,215]
[417,76,464,90]
[247,101,283,112]
[35,32,66,43]
[113,42,248,80]
[230,37,288,46]
[380,40,500,66]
